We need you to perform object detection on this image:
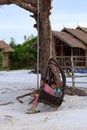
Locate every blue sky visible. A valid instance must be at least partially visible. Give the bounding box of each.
[0,0,87,44]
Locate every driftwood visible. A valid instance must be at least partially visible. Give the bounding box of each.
[65,86,87,96]
[16,86,87,106]
[0,102,13,106]
[16,89,39,104]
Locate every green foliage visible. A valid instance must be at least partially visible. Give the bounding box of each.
[0,52,3,70]
[9,37,17,49]
[9,35,37,70]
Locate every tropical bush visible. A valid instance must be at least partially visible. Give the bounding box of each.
[9,35,37,70]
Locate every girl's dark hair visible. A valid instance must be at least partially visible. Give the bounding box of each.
[41,76,48,84]
[51,81,56,85]
[41,76,45,81]
[45,79,48,84]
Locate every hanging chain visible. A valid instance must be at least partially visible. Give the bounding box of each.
[37,0,40,89]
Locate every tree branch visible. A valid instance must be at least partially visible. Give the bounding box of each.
[16,2,37,14]
[0,0,37,7]
[0,0,37,14]
[0,0,12,5]
[22,0,37,7]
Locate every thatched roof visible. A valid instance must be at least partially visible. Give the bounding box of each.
[77,26,87,33]
[53,31,86,50]
[63,27,87,45]
[32,26,87,51]
[0,40,14,52]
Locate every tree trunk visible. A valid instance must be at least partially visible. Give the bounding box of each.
[38,0,61,87]
[39,0,56,76]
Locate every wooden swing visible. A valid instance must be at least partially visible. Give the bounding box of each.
[38,57,66,108]
[16,57,66,108]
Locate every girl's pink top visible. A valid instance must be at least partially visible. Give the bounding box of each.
[33,84,55,106]
[43,84,55,96]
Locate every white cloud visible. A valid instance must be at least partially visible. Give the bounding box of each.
[0,21,37,43]
[51,13,87,31]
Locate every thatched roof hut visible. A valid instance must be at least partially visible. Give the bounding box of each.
[0,40,14,52]
[0,40,14,69]
[53,26,87,69]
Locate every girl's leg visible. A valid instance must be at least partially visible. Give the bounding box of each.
[32,95,39,112]
[26,95,39,114]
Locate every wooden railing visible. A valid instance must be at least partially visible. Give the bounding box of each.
[56,56,87,87]
[56,56,87,69]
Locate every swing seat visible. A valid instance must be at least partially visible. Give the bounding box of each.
[38,57,66,108]
[39,89,63,108]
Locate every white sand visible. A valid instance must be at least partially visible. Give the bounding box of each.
[0,70,87,130]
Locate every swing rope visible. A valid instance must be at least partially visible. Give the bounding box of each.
[49,1,53,59]
[49,30,53,58]
[37,0,40,89]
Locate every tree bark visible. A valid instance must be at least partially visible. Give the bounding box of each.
[39,0,56,76]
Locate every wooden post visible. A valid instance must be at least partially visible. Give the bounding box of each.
[71,48,75,87]
[61,42,63,66]
[85,47,87,69]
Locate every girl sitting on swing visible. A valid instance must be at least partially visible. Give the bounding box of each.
[26,78,62,114]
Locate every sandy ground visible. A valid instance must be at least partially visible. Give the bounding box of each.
[0,70,87,130]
